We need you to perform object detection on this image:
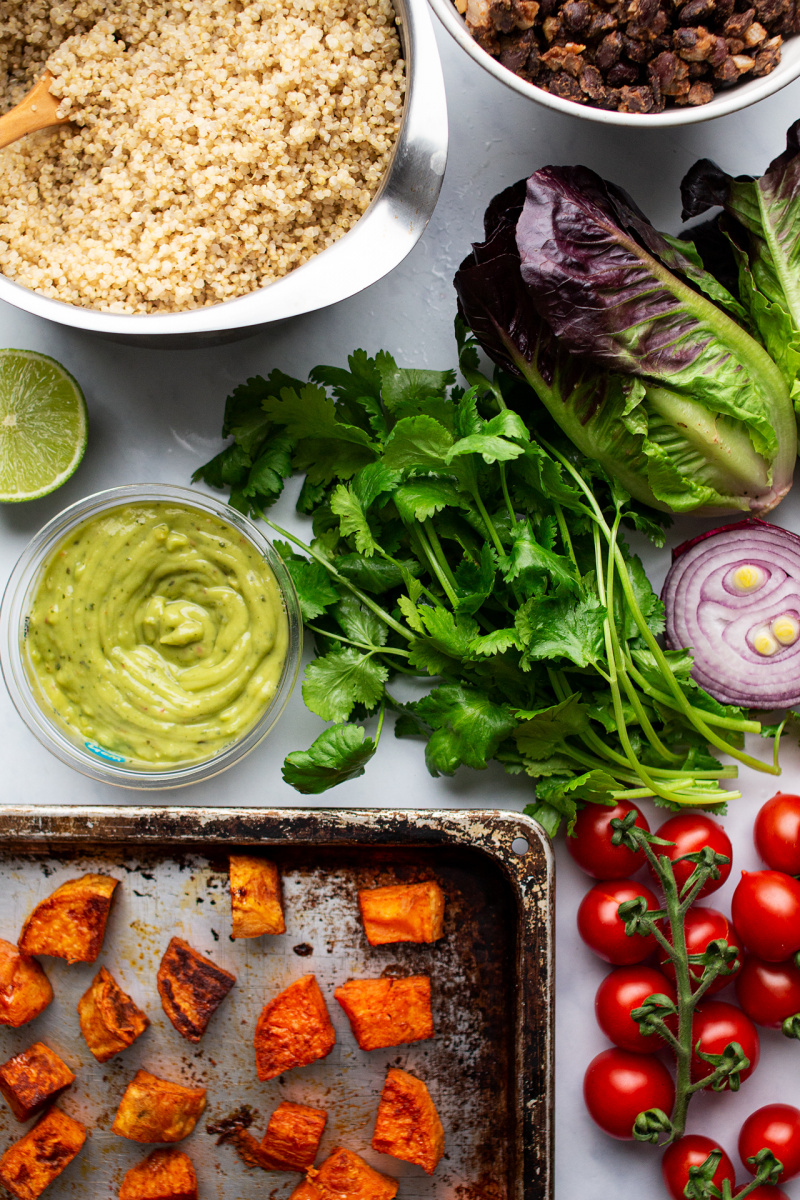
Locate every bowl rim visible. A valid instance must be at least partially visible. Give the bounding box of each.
[0,0,448,335]
[0,483,303,790]
[428,0,800,126]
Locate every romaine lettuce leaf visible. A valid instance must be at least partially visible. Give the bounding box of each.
[681,123,800,415]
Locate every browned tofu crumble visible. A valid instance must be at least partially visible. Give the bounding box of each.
[0,0,406,313]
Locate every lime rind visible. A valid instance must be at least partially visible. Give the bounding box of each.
[0,349,88,502]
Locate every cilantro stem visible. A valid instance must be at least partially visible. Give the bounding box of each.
[261,518,414,644]
[540,437,777,777]
[623,658,762,734]
[499,463,518,528]
[412,524,459,609]
[304,623,412,659]
[424,520,460,595]
[470,488,506,556]
[554,502,577,567]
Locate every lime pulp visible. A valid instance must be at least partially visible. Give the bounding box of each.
[0,349,87,502]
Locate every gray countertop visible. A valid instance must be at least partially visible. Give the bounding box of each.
[1,21,799,1198]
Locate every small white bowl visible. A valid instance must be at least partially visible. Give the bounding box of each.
[428,0,800,126]
[0,484,302,789]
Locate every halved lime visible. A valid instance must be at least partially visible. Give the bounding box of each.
[0,349,87,502]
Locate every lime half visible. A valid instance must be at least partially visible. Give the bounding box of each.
[0,349,87,502]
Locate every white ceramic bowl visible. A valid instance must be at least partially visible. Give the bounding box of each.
[0,484,302,789]
[428,0,800,126]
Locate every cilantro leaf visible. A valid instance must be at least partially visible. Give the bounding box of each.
[393,479,465,523]
[334,594,388,648]
[412,684,517,775]
[330,484,379,556]
[382,416,453,470]
[499,520,580,596]
[275,552,340,621]
[516,594,607,668]
[243,434,295,507]
[513,694,589,760]
[377,361,455,409]
[283,723,378,793]
[302,648,388,721]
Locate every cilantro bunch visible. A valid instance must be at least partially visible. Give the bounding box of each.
[193,323,778,835]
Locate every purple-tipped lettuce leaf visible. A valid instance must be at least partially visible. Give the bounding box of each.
[455,166,795,517]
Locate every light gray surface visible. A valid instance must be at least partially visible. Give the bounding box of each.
[1,21,800,1198]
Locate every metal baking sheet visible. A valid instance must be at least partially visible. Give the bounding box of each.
[0,807,553,1200]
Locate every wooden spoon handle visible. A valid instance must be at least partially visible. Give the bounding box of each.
[0,72,70,151]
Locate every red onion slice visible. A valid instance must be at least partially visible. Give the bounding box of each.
[663,520,800,708]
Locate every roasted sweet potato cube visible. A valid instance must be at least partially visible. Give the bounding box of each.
[18,874,119,964]
[112,1070,207,1143]
[119,1148,198,1200]
[157,937,235,1043]
[288,1148,398,1200]
[0,1107,86,1200]
[254,974,335,1081]
[0,940,52,1028]
[230,856,285,938]
[334,976,434,1051]
[0,1043,75,1122]
[358,882,445,947]
[78,967,149,1062]
[260,1101,328,1171]
[372,1068,444,1174]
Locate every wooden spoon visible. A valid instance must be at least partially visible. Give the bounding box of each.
[0,72,70,151]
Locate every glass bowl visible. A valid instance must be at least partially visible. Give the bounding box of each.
[0,484,302,789]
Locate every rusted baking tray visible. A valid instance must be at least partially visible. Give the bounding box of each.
[0,806,554,1200]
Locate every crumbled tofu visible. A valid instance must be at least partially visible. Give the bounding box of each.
[18,875,119,964]
[119,1148,198,1200]
[254,974,336,1081]
[334,976,434,1051]
[0,1107,86,1200]
[77,966,149,1062]
[157,937,235,1043]
[0,1042,75,1122]
[0,940,52,1027]
[358,881,445,946]
[230,856,285,939]
[372,1068,444,1174]
[289,1148,398,1200]
[112,1070,207,1143]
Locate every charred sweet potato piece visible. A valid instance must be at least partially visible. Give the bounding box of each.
[78,967,149,1062]
[229,856,285,938]
[288,1148,398,1200]
[119,1148,198,1200]
[0,940,52,1028]
[254,974,335,1081]
[334,976,434,1051]
[358,882,445,947]
[112,1070,207,1143]
[372,1068,445,1174]
[260,1101,328,1171]
[157,937,235,1043]
[0,1107,86,1200]
[18,875,119,964]
[0,1043,75,1122]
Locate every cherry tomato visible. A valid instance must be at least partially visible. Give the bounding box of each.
[577,879,659,965]
[653,814,732,899]
[755,793,800,876]
[689,1000,760,1087]
[583,1048,674,1140]
[732,871,800,962]
[735,955,800,1029]
[661,1135,735,1200]
[739,1105,800,1181]
[661,906,740,994]
[567,801,651,879]
[734,1187,790,1199]
[595,965,676,1054]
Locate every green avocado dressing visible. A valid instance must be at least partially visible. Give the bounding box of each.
[26,502,289,768]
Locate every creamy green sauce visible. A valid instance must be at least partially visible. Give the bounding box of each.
[26,502,289,768]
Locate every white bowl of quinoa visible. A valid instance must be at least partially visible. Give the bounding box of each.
[428,0,800,122]
[0,0,447,343]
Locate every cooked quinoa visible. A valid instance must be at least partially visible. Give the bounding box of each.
[0,0,405,313]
